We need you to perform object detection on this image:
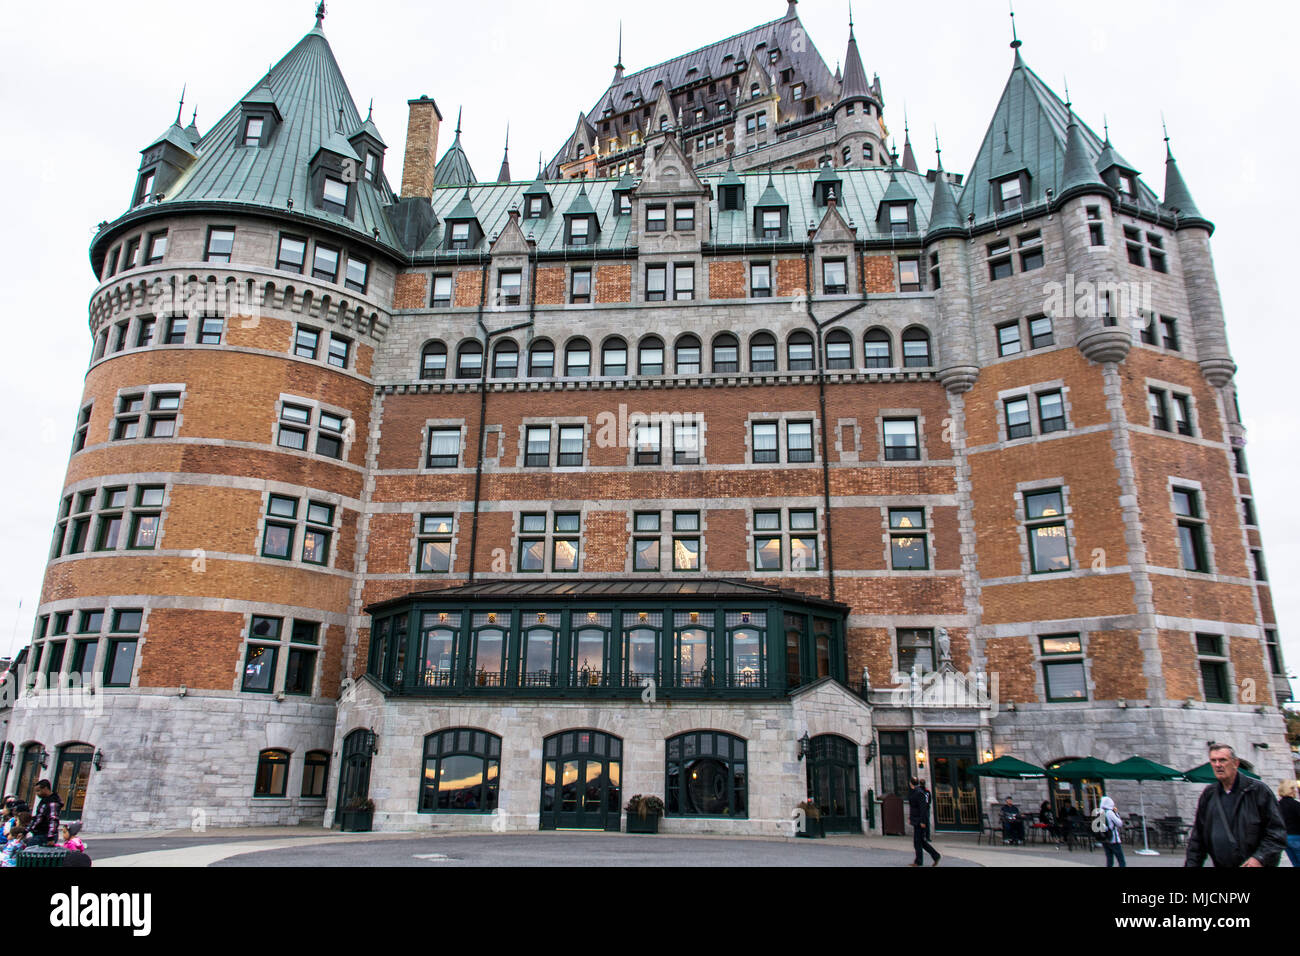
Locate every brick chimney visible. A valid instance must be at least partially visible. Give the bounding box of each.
[400,96,442,199]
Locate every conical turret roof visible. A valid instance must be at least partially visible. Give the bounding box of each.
[1162,143,1209,229]
[839,22,872,103]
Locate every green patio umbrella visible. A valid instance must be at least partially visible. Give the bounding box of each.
[1047,756,1119,780]
[1107,756,1185,856]
[1182,762,1260,784]
[968,755,1048,779]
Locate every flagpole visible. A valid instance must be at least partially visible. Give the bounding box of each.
[1135,780,1159,856]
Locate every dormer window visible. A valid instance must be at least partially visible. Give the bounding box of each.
[567,217,591,246]
[527,197,544,218]
[450,222,471,250]
[244,117,265,147]
[761,209,782,239]
[720,184,744,211]
[997,175,1023,212]
[888,204,910,235]
[1118,173,1138,199]
[364,152,379,183]
[792,83,804,100]
[617,193,632,215]
[133,170,156,208]
[322,176,349,215]
[750,84,761,99]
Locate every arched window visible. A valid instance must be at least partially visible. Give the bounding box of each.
[254,748,290,797]
[15,742,44,806]
[902,327,932,367]
[420,340,447,380]
[750,83,760,99]
[302,750,330,798]
[665,731,748,817]
[750,332,777,372]
[675,335,701,374]
[602,337,628,376]
[491,339,518,378]
[528,338,555,377]
[864,328,892,368]
[712,333,739,373]
[788,331,814,371]
[638,336,664,375]
[455,340,483,378]
[565,338,591,377]
[419,728,501,813]
[826,329,853,369]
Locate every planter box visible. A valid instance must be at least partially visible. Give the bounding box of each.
[626,813,661,834]
[339,809,373,832]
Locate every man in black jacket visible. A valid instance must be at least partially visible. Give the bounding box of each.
[908,777,940,866]
[25,779,63,847]
[1185,744,1286,867]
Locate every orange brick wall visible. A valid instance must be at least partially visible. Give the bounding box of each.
[453,267,484,308]
[1087,629,1146,700]
[392,272,428,310]
[708,260,746,299]
[595,264,631,303]
[138,608,245,690]
[775,257,804,297]
[986,635,1037,703]
[534,267,566,305]
[862,254,895,293]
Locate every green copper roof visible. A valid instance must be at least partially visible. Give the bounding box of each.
[447,188,478,221]
[879,169,915,205]
[755,175,788,209]
[839,24,872,102]
[350,114,387,149]
[563,184,596,217]
[434,133,476,187]
[149,122,198,158]
[1058,108,1105,196]
[960,52,1159,222]
[926,167,962,238]
[158,21,398,249]
[719,162,743,188]
[613,171,638,192]
[1162,147,1207,225]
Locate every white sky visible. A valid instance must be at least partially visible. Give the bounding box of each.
[1,0,1296,696]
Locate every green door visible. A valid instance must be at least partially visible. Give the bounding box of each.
[929,733,981,831]
[806,734,862,833]
[540,730,622,831]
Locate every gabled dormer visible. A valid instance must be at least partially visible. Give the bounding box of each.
[444,188,483,250]
[814,163,843,207]
[612,172,636,215]
[876,169,917,234]
[523,174,553,220]
[309,127,362,219]
[753,173,788,239]
[347,105,387,186]
[718,162,745,211]
[563,185,600,246]
[240,81,283,149]
[132,118,198,209]
[988,125,1033,213]
[1096,140,1142,203]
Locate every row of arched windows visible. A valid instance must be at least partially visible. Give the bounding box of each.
[419,328,933,380]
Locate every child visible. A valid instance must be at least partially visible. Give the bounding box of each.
[57,822,86,854]
[1,825,26,867]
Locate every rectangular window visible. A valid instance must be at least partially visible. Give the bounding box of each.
[1124,226,1145,266]
[1037,390,1066,434]
[1196,633,1230,703]
[1025,488,1070,572]
[277,234,306,273]
[570,268,591,304]
[1018,231,1044,271]
[72,404,92,453]
[823,259,847,295]
[312,243,339,282]
[129,486,164,548]
[104,611,141,687]
[135,318,155,348]
[449,222,470,249]
[997,176,1022,211]
[1004,397,1032,439]
[753,510,782,571]
[996,321,1022,356]
[322,176,348,213]
[889,204,910,236]
[1087,206,1106,246]
[196,316,223,344]
[244,116,264,147]
[1173,487,1209,572]
[145,231,168,265]
[134,171,155,208]
[673,511,701,571]
[146,392,180,438]
[752,422,778,464]
[673,423,700,465]
[1028,315,1053,349]
[751,262,771,297]
[122,238,141,271]
[1041,634,1087,701]
[787,421,814,463]
[883,418,919,461]
[113,394,143,440]
[898,258,921,292]
[417,515,453,573]
[646,206,667,232]
[557,425,584,466]
[327,335,350,369]
[301,501,333,565]
[1148,388,1170,431]
[674,205,695,230]
[889,509,928,570]
[1147,233,1168,273]
[294,326,320,359]
[897,628,934,675]
[427,427,461,468]
[277,403,310,451]
[431,274,453,307]
[761,210,782,238]
[646,265,667,302]
[344,256,369,294]
[673,264,694,300]
[567,217,589,246]
[1172,394,1194,436]
[1160,317,1181,351]
[524,426,551,467]
[315,412,345,459]
[205,228,235,263]
[988,239,1013,280]
[165,316,188,344]
[496,270,522,306]
[633,512,661,572]
[634,424,661,465]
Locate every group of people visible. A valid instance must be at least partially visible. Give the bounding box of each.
[907,744,1299,868]
[1,781,90,867]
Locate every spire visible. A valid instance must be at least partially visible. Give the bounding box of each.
[786,0,799,20]
[455,106,463,140]
[614,21,624,78]
[1009,0,1021,50]
[434,107,477,186]
[1162,127,1207,226]
[1059,98,1105,197]
[926,132,962,238]
[497,123,512,183]
[367,99,373,122]
[839,7,871,103]
[537,152,543,179]
[175,84,186,126]
[315,1,326,28]
[901,110,918,173]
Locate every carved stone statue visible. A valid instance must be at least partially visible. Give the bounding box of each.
[936,626,952,664]
[861,664,870,690]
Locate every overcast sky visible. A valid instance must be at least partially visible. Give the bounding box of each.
[1,0,1296,695]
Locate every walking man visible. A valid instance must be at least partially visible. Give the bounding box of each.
[1096,796,1126,867]
[908,777,940,867]
[1185,743,1286,867]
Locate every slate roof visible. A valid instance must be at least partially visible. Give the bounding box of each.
[150,20,400,250]
[959,51,1160,223]
[413,166,937,257]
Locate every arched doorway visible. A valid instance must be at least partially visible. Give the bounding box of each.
[1046,757,1105,817]
[337,729,373,818]
[540,729,622,831]
[53,743,94,821]
[806,734,861,832]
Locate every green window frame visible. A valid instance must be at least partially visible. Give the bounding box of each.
[301,750,329,798]
[665,731,747,818]
[1040,634,1087,701]
[419,729,501,813]
[262,495,298,559]
[889,508,928,570]
[254,749,289,797]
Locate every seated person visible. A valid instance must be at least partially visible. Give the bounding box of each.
[1000,797,1025,844]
